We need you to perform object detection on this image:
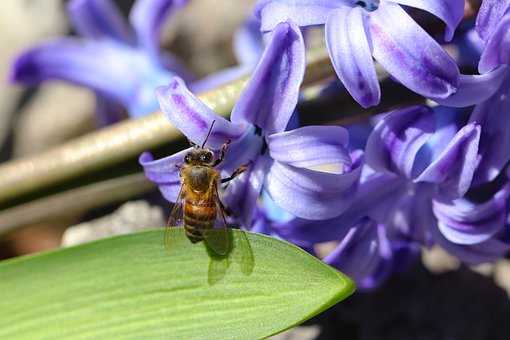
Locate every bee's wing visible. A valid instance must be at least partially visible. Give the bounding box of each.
[165,186,185,250]
[202,183,231,256]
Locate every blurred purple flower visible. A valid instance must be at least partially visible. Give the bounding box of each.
[140,21,362,227]
[10,0,191,123]
[255,0,463,108]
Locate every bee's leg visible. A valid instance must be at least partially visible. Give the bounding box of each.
[213,139,231,167]
[221,162,251,186]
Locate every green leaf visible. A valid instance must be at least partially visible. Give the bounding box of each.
[0,228,355,339]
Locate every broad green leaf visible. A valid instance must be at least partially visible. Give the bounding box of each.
[0,228,355,339]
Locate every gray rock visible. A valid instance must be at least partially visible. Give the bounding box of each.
[62,201,165,247]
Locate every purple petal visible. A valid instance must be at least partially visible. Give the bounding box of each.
[272,215,354,246]
[365,105,435,179]
[11,39,140,105]
[390,0,464,41]
[325,6,380,108]
[479,15,510,74]
[231,21,305,134]
[432,66,509,107]
[324,219,394,290]
[387,183,436,245]
[267,125,351,169]
[470,78,510,185]
[415,123,480,197]
[433,183,510,245]
[223,156,269,228]
[476,0,510,43]
[273,164,406,245]
[233,19,264,66]
[139,151,187,202]
[255,0,339,32]
[216,127,265,176]
[67,0,134,42]
[130,0,188,61]
[432,223,510,264]
[369,2,459,99]
[265,152,362,220]
[156,78,246,149]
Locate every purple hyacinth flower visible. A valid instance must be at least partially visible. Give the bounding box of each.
[437,7,510,184]
[363,105,482,241]
[140,21,362,227]
[324,217,418,290]
[254,0,463,108]
[10,0,191,121]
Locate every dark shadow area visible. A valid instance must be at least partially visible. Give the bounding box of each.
[306,263,510,340]
[206,228,254,286]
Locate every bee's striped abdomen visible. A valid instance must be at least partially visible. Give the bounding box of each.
[183,198,216,243]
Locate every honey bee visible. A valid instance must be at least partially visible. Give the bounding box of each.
[166,121,248,256]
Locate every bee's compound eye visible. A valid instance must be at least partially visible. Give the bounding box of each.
[184,154,191,163]
[200,153,210,162]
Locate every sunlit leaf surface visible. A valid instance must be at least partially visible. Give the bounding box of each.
[0,228,355,339]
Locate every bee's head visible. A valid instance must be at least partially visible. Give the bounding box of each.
[185,147,214,166]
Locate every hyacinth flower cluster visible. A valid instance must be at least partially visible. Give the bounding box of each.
[10,0,510,290]
[139,0,510,289]
[140,22,363,229]
[255,0,464,108]
[10,0,195,123]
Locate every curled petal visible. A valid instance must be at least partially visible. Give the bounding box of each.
[369,2,459,99]
[476,0,510,43]
[390,0,464,41]
[130,0,188,61]
[365,105,435,179]
[470,79,510,185]
[326,6,380,108]
[231,21,305,134]
[324,219,394,290]
[267,125,350,169]
[255,0,339,32]
[431,220,510,265]
[156,78,246,149]
[233,19,264,66]
[415,123,480,197]
[139,151,187,202]
[68,0,134,42]
[479,15,510,74]
[432,66,509,107]
[265,153,362,220]
[433,183,510,245]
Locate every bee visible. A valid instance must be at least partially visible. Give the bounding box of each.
[166,120,248,256]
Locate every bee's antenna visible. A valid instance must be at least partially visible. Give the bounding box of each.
[202,120,216,148]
